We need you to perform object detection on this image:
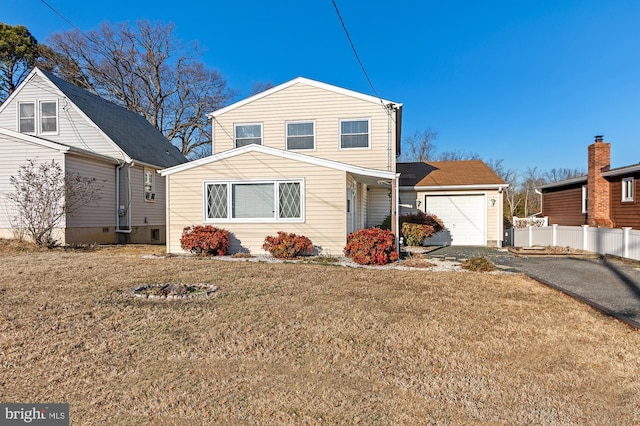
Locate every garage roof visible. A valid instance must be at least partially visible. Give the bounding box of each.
[398,160,506,188]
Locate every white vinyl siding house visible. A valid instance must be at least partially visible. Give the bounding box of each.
[0,68,186,245]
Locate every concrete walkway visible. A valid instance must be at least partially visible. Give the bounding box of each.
[424,246,640,329]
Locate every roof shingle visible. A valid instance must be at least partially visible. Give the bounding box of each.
[398,160,505,187]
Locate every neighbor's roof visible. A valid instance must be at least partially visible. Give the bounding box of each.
[39,69,187,168]
[398,160,506,189]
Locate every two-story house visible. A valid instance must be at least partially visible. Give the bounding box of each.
[160,77,402,255]
[0,67,187,245]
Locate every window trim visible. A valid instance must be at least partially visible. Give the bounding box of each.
[203,179,305,223]
[622,177,634,202]
[582,185,588,214]
[339,118,370,150]
[18,101,36,134]
[286,120,316,151]
[144,168,156,202]
[234,123,263,148]
[39,99,59,135]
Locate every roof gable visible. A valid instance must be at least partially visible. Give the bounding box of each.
[35,68,186,168]
[160,144,397,180]
[398,160,506,188]
[209,77,401,118]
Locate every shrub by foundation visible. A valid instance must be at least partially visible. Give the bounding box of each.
[344,228,398,265]
[180,225,230,256]
[263,232,314,259]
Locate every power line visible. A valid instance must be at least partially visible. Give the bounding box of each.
[39,0,86,35]
[330,0,384,104]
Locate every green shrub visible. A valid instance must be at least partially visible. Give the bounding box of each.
[379,214,392,230]
[400,211,445,246]
[344,227,398,265]
[263,232,314,259]
[180,225,230,256]
[460,256,496,272]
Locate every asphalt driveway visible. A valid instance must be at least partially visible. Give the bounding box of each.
[424,246,640,329]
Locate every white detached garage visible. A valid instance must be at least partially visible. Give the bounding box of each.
[397,160,507,247]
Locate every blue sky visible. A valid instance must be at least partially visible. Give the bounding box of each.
[3,0,640,172]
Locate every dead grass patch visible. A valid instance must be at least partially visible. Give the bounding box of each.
[1,245,639,424]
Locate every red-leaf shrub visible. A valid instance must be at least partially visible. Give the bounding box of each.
[262,231,314,259]
[400,211,445,246]
[180,225,230,256]
[344,227,398,265]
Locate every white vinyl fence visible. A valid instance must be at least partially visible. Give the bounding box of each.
[513,225,640,261]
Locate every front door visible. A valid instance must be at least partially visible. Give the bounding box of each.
[347,184,357,234]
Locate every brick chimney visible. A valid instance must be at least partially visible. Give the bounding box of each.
[587,135,614,227]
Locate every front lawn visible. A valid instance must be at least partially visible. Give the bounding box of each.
[1,245,638,424]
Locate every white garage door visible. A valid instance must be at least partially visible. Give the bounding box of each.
[423,195,486,246]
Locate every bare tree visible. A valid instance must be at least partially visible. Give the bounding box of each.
[543,167,585,183]
[249,81,275,96]
[436,150,481,161]
[501,169,521,220]
[40,20,234,158]
[521,167,545,217]
[7,160,102,247]
[399,128,438,162]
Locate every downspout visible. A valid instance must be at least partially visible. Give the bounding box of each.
[387,104,392,171]
[394,174,400,253]
[115,162,124,232]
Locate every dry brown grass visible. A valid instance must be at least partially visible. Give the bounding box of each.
[1,244,640,424]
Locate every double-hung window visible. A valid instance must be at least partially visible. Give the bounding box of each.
[340,119,369,148]
[40,101,58,133]
[18,101,58,134]
[18,102,35,133]
[234,123,262,147]
[286,121,315,150]
[144,168,156,202]
[205,180,303,221]
[622,177,634,202]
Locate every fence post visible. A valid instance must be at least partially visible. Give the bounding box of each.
[552,224,557,246]
[623,227,631,259]
[581,225,589,251]
[528,225,533,247]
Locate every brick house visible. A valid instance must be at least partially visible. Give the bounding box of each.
[539,136,640,229]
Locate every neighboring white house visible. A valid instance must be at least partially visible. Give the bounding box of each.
[161,77,403,255]
[398,160,507,247]
[0,67,187,244]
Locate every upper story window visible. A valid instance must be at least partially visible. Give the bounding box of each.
[18,102,35,133]
[144,168,156,202]
[18,100,58,134]
[234,123,262,147]
[40,101,58,133]
[340,119,369,149]
[286,121,315,150]
[582,185,588,213]
[205,180,303,222]
[622,177,634,202]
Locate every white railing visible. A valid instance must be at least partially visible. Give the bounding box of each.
[513,225,640,261]
[513,216,548,228]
